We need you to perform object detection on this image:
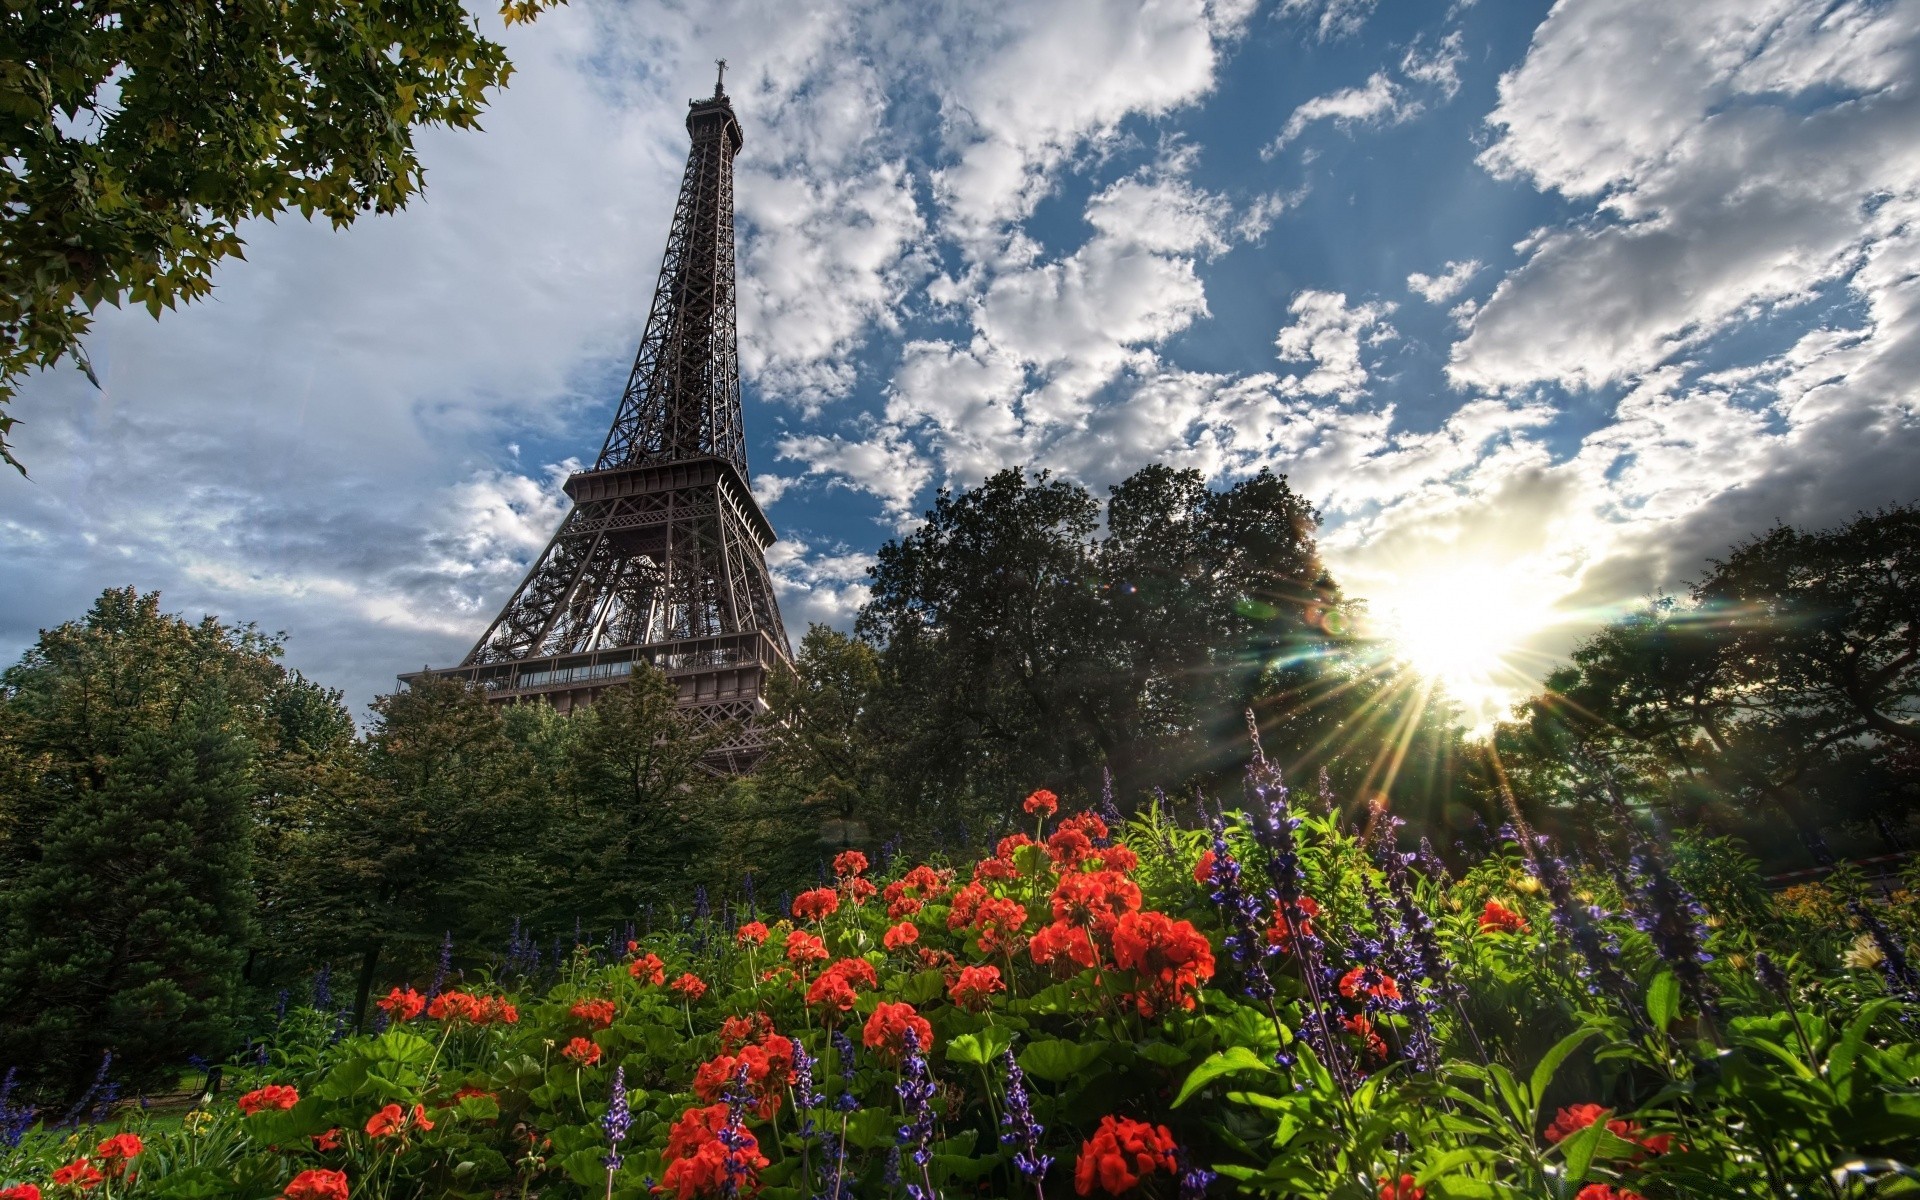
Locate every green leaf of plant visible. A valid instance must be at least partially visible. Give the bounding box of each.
[1172,1046,1273,1108]
[947,1026,1014,1066]
[1018,1037,1105,1084]
[1645,970,1680,1033]
[1527,1027,1601,1118]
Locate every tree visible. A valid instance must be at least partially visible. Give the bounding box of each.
[0,587,288,1099]
[0,0,563,473]
[282,675,534,1025]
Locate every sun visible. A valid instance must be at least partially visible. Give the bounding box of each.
[1366,563,1566,727]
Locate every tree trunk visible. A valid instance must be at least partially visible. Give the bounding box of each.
[352,937,383,1032]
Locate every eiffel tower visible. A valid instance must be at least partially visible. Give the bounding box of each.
[403,63,790,770]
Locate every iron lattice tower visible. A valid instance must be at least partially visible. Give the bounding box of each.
[402,66,790,770]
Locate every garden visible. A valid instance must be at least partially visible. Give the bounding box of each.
[3,760,1916,1200]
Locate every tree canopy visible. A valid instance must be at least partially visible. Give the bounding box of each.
[0,0,563,473]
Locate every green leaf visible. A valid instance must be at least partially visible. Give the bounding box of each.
[1018,1037,1106,1084]
[1645,970,1680,1032]
[1829,998,1893,1092]
[1527,1027,1601,1117]
[947,1025,1014,1067]
[1172,1046,1274,1108]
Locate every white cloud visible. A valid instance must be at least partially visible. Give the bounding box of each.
[1407,259,1481,303]
[1278,0,1378,41]
[1266,72,1412,155]
[1401,30,1466,99]
[765,537,874,630]
[1453,0,1920,391]
[1273,290,1398,400]
[775,428,934,525]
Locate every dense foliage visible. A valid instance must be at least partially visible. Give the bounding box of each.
[1490,505,1920,863]
[1,772,1916,1199]
[0,0,564,473]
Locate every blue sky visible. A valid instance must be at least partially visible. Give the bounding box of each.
[5,0,1919,725]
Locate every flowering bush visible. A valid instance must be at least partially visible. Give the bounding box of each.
[2,763,1917,1200]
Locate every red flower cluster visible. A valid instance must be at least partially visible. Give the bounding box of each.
[1051,870,1143,935]
[737,921,770,946]
[1479,899,1529,934]
[1101,843,1140,873]
[1073,1115,1177,1196]
[570,997,617,1028]
[1575,1189,1645,1200]
[883,921,920,951]
[630,952,667,985]
[692,1032,795,1118]
[428,991,517,1024]
[1266,894,1321,952]
[716,1011,773,1052]
[1346,1014,1389,1064]
[1339,966,1402,1002]
[1029,920,1099,976]
[807,957,880,1015]
[237,1084,299,1115]
[863,1001,934,1062]
[1047,826,1095,870]
[833,849,869,877]
[670,973,708,1002]
[659,1103,768,1199]
[1192,849,1216,885]
[377,986,424,1021]
[562,1037,602,1066]
[883,865,949,917]
[975,838,1027,883]
[0,1184,41,1200]
[1378,1174,1425,1200]
[970,895,1030,955]
[1024,788,1059,817]
[792,887,840,922]
[1545,1105,1671,1157]
[785,929,829,966]
[50,1160,103,1190]
[283,1169,350,1200]
[365,1103,433,1139]
[95,1133,142,1178]
[949,964,1006,1011]
[844,876,878,906]
[310,1128,343,1152]
[1110,911,1215,1017]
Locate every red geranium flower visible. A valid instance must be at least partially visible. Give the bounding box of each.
[737,921,770,946]
[1266,895,1321,952]
[974,856,1021,883]
[1346,1014,1389,1064]
[364,1102,433,1138]
[659,1103,768,1199]
[51,1160,103,1191]
[1378,1174,1425,1200]
[310,1128,343,1152]
[949,964,1006,1011]
[1072,1115,1177,1196]
[377,986,425,1021]
[792,887,840,922]
[1339,966,1402,1002]
[1544,1104,1640,1144]
[718,1013,776,1054]
[832,850,869,878]
[1024,789,1059,817]
[1101,843,1140,874]
[238,1084,299,1115]
[785,929,829,966]
[486,997,519,1024]
[0,1184,42,1200]
[283,1168,350,1200]
[1029,920,1098,976]
[670,973,708,1002]
[846,876,878,905]
[629,953,667,985]
[562,1037,602,1066]
[970,896,1030,955]
[427,991,482,1022]
[1047,826,1095,869]
[93,1133,141,1178]
[1479,900,1529,934]
[883,921,920,951]
[1574,1189,1644,1200]
[1192,849,1215,885]
[692,1038,794,1118]
[1110,910,1216,1017]
[863,1001,935,1062]
[996,833,1037,861]
[1051,870,1143,935]
[948,882,989,930]
[570,998,617,1028]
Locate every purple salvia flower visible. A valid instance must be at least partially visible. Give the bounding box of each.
[1526,834,1634,1005]
[1097,766,1122,840]
[1626,840,1720,1019]
[1176,1147,1216,1200]
[274,988,288,1025]
[311,962,332,1010]
[603,1065,631,1173]
[831,1030,860,1112]
[0,1067,35,1149]
[720,1064,755,1199]
[430,930,453,999]
[1206,807,1274,1001]
[895,1028,937,1199]
[1000,1047,1052,1187]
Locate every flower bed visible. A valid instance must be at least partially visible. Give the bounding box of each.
[3,765,1917,1199]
